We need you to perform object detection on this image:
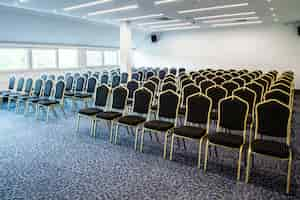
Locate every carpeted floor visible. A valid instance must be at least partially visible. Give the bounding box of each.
[0,98,299,200]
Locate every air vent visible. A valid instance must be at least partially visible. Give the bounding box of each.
[235,19,249,22]
[156,17,173,21]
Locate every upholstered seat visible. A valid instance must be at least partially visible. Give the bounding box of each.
[74,93,93,98]
[28,96,49,103]
[64,91,74,96]
[144,120,174,131]
[118,115,146,126]
[79,107,103,116]
[251,139,290,158]
[38,99,59,106]
[208,133,244,148]
[174,126,206,139]
[96,111,122,120]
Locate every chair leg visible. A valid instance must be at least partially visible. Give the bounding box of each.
[76,114,81,132]
[140,128,145,152]
[237,145,244,181]
[112,122,118,144]
[24,102,28,115]
[286,152,292,194]
[163,132,169,159]
[197,138,203,169]
[7,99,11,110]
[60,105,66,118]
[93,120,97,137]
[245,148,252,183]
[35,104,39,119]
[204,141,209,172]
[46,107,50,122]
[134,127,139,150]
[15,101,19,113]
[90,119,94,137]
[169,134,175,161]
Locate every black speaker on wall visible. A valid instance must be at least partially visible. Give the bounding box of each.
[298,26,300,36]
[151,34,158,43]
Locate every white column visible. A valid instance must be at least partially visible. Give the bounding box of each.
[120,21,133,75]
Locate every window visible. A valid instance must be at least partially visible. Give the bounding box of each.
[59,49,78,68]
[0,48,28,70]
[104,50,118,65]
[87,50,103,67]
[32,49,57,69]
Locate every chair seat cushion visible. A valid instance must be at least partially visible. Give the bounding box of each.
[79,107,103,116]
[208,133,244,148]
[74,93,93,98]
[174,126,206,139]
[28,96,49,103]
[96,111,122,120]
[64,91,74,96]
[251,139,290,158]
[38,99,59,106]
[118,115,146,126]
[144,120,174,131]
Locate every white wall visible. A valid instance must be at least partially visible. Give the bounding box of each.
[134,24,300,88]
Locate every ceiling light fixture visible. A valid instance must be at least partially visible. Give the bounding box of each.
[154,0,179,5]
[150,22,192,29]
[194,11,256,20]
[212,20,263,27]
[64,0,112,11]
[88,4,138,16]
[117,13,164,21]
[178,3,249,14]
[154,25,201,32]
[138,19,182,26]
[203,16,259,24]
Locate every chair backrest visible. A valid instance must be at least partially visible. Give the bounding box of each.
[121,72,128,84]
[233,87,256,116]
[206,85,227,110]
[143,80,157,96]
[33,79,43,96]
[212,76,225,85]
[179,68,186,74]
[246,82,264,103]
[24,78,33,94]
[232,77,245,87]
[181,78,194,89]
[127,80,139,99]
[185,93,212,129]
[195,76,206,85]
[218,96,249,133]
[240,74,252,83]
[8,76,15,90]
[149,76,160,86]
[137,71,144,81]
[255,100,290,144]
[41,74,47,81]
[222,74,232,81]
[222,81,239,96]
[162,82,177,92]
[170,68,177,76]
[132,87,152,115]
[111,86,128,111]
[191,73,201,80]
[57,75,64,81]
[94,85,110,108]
[206,73,215,79]
[43,80,53,97]
[182,83,201,106]
[131,72,140,81]
[146,71,155,80]
[158,90,180,120]
[163,77,176,84]
[199,80,215,93]
[261,75,272,89]
[158,70,167,80]
[48,74,55,80]
[65,76,74,91]
[16,78,25,92]
[274,79,292,87]
[75,77,85,92]
[231,72,240,77]
[112,75,121,88]
[82,73,89,80]
[265,89,290,106]
[101,74,109,85]
[254,79,268,94]
[54,81,65,100]
[86,77,97,93]
[270,83,291,94]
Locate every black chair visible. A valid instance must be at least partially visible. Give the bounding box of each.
[57,75,64,81]
[25,80,53,116]
[126,80,139,107]
[64,76,85,110]
[245,100,292,193]
[115,88,152,149]
[7,78,33,110]
[141,90,180,159]
[195,76,206,85]
[222,81,239,96]
[146,71,155,80]
[121,72,129,84]
[1,77,25,98]
[143,80,157,97]
[158,70,167,80]
[206,73,215,79]
[240,75,252,83]
[0,76,15,94]
[65,76,74,93]
[36,81,66,122]
[163,77,176,84]
[179,83,200,116]
[161,82,177,92]
[111,75,121,88]
[199,80,215,93]
[206,85,227,122]
[74,77,97,107]
[149,76,160,88]
[204,96,249,181]
[222,74,232,81]
[232,77,245,87]
[101,74,109,85]
[170,93,212,168]
[77,85,110,136]
[254,79,268,94]
[93,86,128,141]
[246,82,264,104]
[270,83,291,94]
[181,78,194,89]
[170,68,177,76]
[131,72,140,81]
[179,68,186,74]
[265,89,290,107]
[212,76,226,85]
[48,74,55,81]
[17,79,43,113]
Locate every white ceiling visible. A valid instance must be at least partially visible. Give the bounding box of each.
[1,0,300,32]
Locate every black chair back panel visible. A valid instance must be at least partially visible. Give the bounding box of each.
[75,77,85,92]
[149,77,160,86]
[65,76,74,91]
[95,85,110,107]
[8,77,15,90]
[86,77,97,93]
[246,83,263,103]
[257,101,290,138]
[44,80,53,97]
[101,74,109,84]
[234,88,256,114]
[144,81,156,95]
[16,78,25,92]
[187,95,211,124]
[112,76,121,88]
[55,81,65,99]
[162,83,177,92]
[206,86,227,109]
[112,87,128,110]
[133,88,152,114]
[158,91,179,119]
[182,85,200,105]
[158,70,167,80]
[181,79,194,88]
[131,73,140,81]
[24,78,33,93]
[121,73,128,84]
[271,84,290,94]
[265,90,290,105]
[127,81,139,99]
[200,80,215,93]
[34,79,43,96]
[222,82,238,96]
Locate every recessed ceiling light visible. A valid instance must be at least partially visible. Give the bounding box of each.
[270,7,275,11]
[212,20,263,27]
[138,19,182,26]
[194,11,256,20]
[178,3,249,14]
[117,14,164,21]
[154,0,179,5]
[203,16,260,24]
[272,13,276,17]
[150,22,192,29]
[87,4,138,16]
[64,0,112,11]
[154,26,201,32]
[266,0,272,2]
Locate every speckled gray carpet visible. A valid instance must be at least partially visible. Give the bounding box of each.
[0,97,299,200]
